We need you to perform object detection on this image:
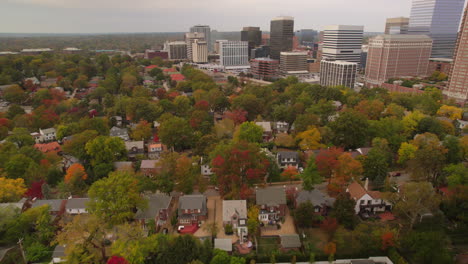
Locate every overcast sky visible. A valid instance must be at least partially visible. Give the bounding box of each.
[1,0,413,33]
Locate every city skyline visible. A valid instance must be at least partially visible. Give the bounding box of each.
[0,0,422,33]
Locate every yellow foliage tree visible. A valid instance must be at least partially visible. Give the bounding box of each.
[274,133,295,148]
[0,177,26,202]
[437,105,462,120]
[402,110,425,135]
[296,126,325,150]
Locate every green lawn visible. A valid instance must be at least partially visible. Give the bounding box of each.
[257,237,279,255]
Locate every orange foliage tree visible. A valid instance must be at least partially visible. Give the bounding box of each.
[281,166,299,182]
[65,163,88,183]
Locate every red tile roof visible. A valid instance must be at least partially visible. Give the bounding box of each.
[347,182,383,200]
[145,65,159,69]
[163,68,178,73]
[34,142,61,153]
[170,74,185,81]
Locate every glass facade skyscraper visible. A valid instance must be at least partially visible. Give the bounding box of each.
[270,17,294,60]
[408,0,465,58]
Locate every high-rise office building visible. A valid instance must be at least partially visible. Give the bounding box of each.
[218,40,249,67]
[408,0,464,58]
[384,17,409,34]
[250,58,280,80]
[445,7,468,104]
[251,46,270,59]
[185,32,205,61]
[192,40,208,63]
[320,60,358,88]
[167,41,188,60]
[297,29,317,46]
[190,25,212,51]
[241,27,262,58]
[322,25,364,65]
[279,51,308,75]
[270,16,294,60]
[365,35,432,86]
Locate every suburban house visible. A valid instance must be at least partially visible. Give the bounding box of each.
[255,121,273,142]
[256,187,287,224]
[274,121,289,134]
[113,161,134,171]
[140,160,160,176]
[111,116,123,127]
[135,194,172,227]
[39,128,57,142]
[148,143,165,159]
[31,199,66,217]
[34,142,61,154]
[125,141,145,158]
[222,200,248,241]
[0,198,28,212]
[178,195,207,226]
[52,245,66,263]
[279,234,302,252]
[201,164,213,177]
[109,126,130,141]
[295,189,335,216]
[65,198,89,215]
[346,181,392,215]
[214,238,233,253]
[277,151,299,169]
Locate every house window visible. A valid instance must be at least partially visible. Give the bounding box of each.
[360,200,365,205]
[367,200,371,205]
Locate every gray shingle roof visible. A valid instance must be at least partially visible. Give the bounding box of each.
[66,198,89,210]
[110,126,129,137]
[214,238,233,252]
[222,200,247,222]
[280,234,301,248]
[135,194,171,220]
[277,151,298,160]
[32,199,63,212]
[52,245,66,258]
[296,190,335,207]
[178,195,207,215]
[256,187,286,206]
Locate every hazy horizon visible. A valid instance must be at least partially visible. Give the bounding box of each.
[1,0,413,33]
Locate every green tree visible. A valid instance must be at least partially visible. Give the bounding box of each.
[62,130,99,161]
[329,110,369,149]
[247,205,260,235]
[331,192,357,229]
[235,121,263,143]
[401,231,453,264]
[111,223,158,264]
[6,127,35,148]
[3,84,27,104]
[363,139,391,187]
[444,163,468,187]
[159,115,194,151]
[85,136,126,167]
[88,170,147,225]
[294,201,319,228]
[301,155,322,190]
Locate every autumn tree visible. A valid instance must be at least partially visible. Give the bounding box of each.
[65,163,87,183]
[247,205,260,235]
[0,177,26,202]
[6,127,35,148]
[110,223,158,264]
[88,170,147,225]
[437,105,462,120]
[223,109,247,125]
[281,165,299,182]
[210,141,269,198]
[130,120,152,141]
[63,130,99,161]
[329,110,369,149]
[274,133,295,148]
[55,215,109,263]
[295,126,324,150]
[354,99,385,120]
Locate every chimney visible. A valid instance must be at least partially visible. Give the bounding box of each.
[364,178,369,191]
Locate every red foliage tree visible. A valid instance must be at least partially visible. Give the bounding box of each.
[211,141,269,198]
[315,147,344,180]
[107,256,129,264]
[381,231,395,250]
[155,88,166,99]
[281,166,299,182]
[194,100,210,111]
[223,109,247,125]
[0,118,12,128]
[320,217,338,239]
[24,180,45,199]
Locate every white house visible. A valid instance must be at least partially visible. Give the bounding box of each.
[346,180,392,215]
[39,127,56,142]
[222,200,248,242]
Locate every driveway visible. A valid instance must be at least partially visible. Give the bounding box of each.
[260,207,297,236]
[194,195,220,238]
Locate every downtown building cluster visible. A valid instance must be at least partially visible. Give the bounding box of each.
[156,0,468,104]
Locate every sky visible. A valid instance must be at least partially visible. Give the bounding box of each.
[0,0,413,33]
